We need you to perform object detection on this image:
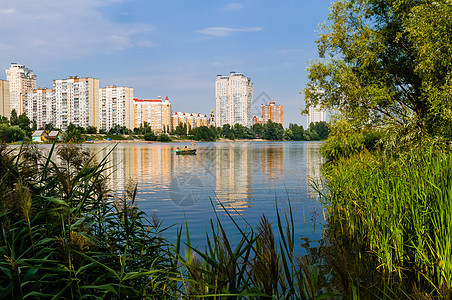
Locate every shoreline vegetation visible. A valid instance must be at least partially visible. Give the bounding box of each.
[302,0,452,297]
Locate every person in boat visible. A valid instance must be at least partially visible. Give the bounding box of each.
[176,147,180,152]
[183,146,188,151]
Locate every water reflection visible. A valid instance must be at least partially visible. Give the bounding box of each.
[306,142,325,197]
[84,141,325,243]
[88,142,324,211]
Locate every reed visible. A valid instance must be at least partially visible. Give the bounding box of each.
[321,147,452,298]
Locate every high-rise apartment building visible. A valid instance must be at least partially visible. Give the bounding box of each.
[53,76,99,130]
[5,63,37,114]
[0,80,10,118]
[307,104,326,127]
[215,72,253,127]
[25,88,54,129]
[261,100,283,126]
[133,95,171,133]
[99,86,134,131]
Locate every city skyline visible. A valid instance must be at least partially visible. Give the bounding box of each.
[0,1,332,126]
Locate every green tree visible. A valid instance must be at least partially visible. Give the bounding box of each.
[64,123,83,143]
[144,132,157,141]
[309,121,330,140]
[262,120,284,140]
[252,123,264,138]
[157,133,172,142]
[0,124,26,143]
[191,126,217,141]
[17,113,32,136]
[0,116,9,125]
[174,123,188,136]
[86,126,97,134]
[45,123,55,132]
[304,0,452,140]
[10,109,18,126]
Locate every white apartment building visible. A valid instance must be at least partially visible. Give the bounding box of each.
[133,95,172,133]
[25,88,54,129]
[53,76,99,130]
[0,80,10,118]
[215,72,253,127]
[5,63,37,115]
[307,104,326,127]
[99,86,134,131]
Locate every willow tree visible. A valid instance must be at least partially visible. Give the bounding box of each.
[305,0,452,139]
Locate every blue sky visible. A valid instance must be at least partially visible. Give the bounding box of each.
[0,0,332,127]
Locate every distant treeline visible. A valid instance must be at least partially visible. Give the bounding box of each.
[0,108,329,143]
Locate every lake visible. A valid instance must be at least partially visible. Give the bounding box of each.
[87,141,325,251]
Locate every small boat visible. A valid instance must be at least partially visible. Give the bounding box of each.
[175,149,197,155]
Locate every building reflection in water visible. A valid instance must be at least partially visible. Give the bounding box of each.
[214,143,254,213]
[86,142,324,216]
[306,142,325,198]
[260,144,284,185]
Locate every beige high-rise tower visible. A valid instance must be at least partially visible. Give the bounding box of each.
[53,76,99,130]
[215,72,253,127]
[5,63,37,115]
[0,80,10,118]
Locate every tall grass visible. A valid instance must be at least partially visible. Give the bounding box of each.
[321,148,452,298]
[0,142,339,299]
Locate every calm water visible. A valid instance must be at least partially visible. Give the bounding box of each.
[87,141,325,250]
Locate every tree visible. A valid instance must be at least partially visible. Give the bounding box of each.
[144,132,157,141]
[262,120,284,140]
[157,133,172,142]
[309,121,330,140]
[86,126,97,134]
[252,123,264,138]
[174,123,188,136]
[191,126,217,141]
[45,123,55,132]
[304,0,452,140]
[64,123,83,143]
[10,109,18,126]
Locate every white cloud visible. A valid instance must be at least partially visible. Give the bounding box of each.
[197,26,263,37]
[223,3,243,10]
[0,0,154,61]
[278,49,302,54]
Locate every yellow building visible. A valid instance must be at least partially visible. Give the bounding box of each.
[133,95,172,133]
[171,112,208,131]
[0,80,10,118]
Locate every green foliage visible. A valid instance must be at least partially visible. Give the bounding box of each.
[109,124,129,135]
[0,144,177,298]
[252,123,264,137]
[0,115,8,125]
[44,123,55,132]
[144,132,157,141]
[86,125,97,134]
[320,148,452,297]
[64,123,83,143]
[0,124,26,143]
[262,120,284,140]
[174,123,188,136]
[157,133,172,142]
[305,0,452,141]
[190,126,217,141]
[321,120,382,160]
